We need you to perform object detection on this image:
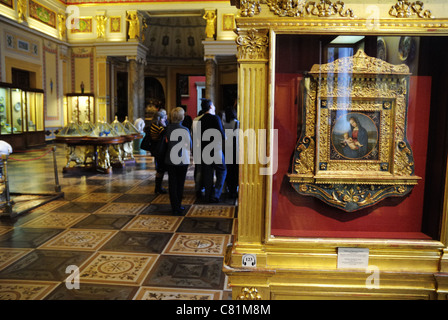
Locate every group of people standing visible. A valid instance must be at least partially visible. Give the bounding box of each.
[144,99,239,215]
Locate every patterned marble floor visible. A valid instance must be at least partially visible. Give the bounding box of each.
[0,144,237,300]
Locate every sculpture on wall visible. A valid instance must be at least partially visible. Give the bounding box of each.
[203,10,217,39]
[126,11,140,40]
[96,15,108,39]
[289,50,420,212]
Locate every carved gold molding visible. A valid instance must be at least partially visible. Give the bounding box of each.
[240,0,262,17]
[389,1,434,19]
[267,0,356,18]
[237,287,262,300]
[235,28,269,61]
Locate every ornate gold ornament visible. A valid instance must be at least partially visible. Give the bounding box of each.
[389,1,434,19]
[95,15,108,39]
[236,28,269,61]
[289,50,420,212]
[237,287,262,300]
[240,0,262,17]
[203,10,217,39]
[267,0,356,18]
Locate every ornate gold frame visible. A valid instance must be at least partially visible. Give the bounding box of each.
[288,49,420,212]
[226,0,448,300]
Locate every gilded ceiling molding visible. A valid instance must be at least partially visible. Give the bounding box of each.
[236,28,269,61]
[240,0,262,17]
[266,0,356,18]
[389,1,434,19]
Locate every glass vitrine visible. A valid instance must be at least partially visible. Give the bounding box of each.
[0,82,44,136]
[65,93,95,125]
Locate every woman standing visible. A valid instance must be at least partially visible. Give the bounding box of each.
[164,107,192,215]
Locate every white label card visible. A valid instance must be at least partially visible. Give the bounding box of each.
[337,248,369,269]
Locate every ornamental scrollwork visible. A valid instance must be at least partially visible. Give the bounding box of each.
[389,1,434,19]
[237,287,262,300]
[236,29,269,61]
[294,136,315,174]
[266,0,356,18]
[240,0,262,17]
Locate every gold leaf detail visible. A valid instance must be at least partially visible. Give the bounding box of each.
[389,1,434,19]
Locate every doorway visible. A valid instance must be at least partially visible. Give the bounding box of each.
[116,72,128,122]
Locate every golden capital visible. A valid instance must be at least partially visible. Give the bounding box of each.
[236,28,269,61]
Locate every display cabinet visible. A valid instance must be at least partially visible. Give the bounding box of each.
[64,93,95,125]
[0,82,45,149]
[225,1,448,300]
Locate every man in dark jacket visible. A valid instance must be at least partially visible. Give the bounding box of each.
[197,99,227,203]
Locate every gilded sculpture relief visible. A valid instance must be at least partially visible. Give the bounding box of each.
[289,50,420,212]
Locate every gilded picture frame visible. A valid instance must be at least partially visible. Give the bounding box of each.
[289,50,421,212]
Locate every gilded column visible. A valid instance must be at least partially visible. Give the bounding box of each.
[235,28,269,246]
[204,55,216,102]
[96,55,110,122]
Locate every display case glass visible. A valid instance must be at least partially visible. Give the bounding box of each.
[271,35,448,241]
[64,93,95,125]
[0,82,44,135]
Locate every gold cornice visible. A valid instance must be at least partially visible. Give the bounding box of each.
[235,17,448,34]
[266,0,356,18]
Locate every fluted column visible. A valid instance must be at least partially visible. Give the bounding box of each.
[235,28,269,246]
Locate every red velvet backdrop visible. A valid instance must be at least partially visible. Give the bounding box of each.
[271,74,432,239]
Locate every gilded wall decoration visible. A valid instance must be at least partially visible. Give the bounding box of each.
[28,0,56,28]
[0,0,13,9]
[70,17,93,33]
[109,16,121,33]
[389,1,434,19]
[236,28,269,61]
[267,0,356,18]
[240,0,261,17]
[289,50,420,212]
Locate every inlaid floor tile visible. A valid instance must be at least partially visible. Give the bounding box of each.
[20,213,90,229]
[125,185,157,194]
[45,282,139,300]
[39,229,117,251]
[72,214,132,230]
[50,202,106,214]
[112,193,157,203]
[133,287,221,300]
[62,185,100,193]
[94,203,148,215]
[79,252,158,285]
[186,205,235,219]
[0,228,62,248]
[0,280,60,300]
[151,193,196,205]
[92,185,133,193]
[141,204,191,216]
[100,231,172,254]
[142,255,225,290]
[164,234,230,256]
[28,200,70,213]
[0,248,33,270]
[177,218,234,234]
[0,250,93,281]
[123,215,182,233]
[73,193,122,203]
